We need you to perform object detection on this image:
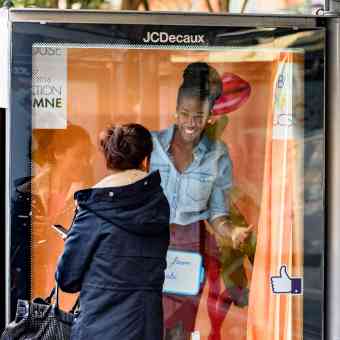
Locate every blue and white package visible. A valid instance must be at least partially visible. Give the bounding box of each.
[163,250,204,296]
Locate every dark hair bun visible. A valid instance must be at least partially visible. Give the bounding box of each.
[100,123,153,171]
[177,62,222,110]
[183,62,210,89]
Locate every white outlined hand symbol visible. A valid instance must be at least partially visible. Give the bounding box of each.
[271,265,302,294]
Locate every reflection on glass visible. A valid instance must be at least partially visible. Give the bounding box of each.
[31,125,94,305]
[20,29,323,340]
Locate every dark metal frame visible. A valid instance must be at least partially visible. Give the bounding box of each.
[325,16,340,340]
[9,8,325,28]
[3,9,331,340]
[0,108,6,331]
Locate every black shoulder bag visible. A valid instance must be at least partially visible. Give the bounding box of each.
[1,284,79,340]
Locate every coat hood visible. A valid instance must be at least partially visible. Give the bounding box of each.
[74,171,169,237]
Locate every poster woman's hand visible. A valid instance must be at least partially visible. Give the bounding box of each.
[213,219,253,250]
[230,225,253,249]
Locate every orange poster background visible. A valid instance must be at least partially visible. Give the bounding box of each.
[246,53,304,340]
[31,48,303,339]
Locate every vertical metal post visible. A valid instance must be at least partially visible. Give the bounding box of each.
[0,108,5,330]
[0,9,9,109]
[326,16,340,340]
[0,8,9,327]
[325,0,330,11]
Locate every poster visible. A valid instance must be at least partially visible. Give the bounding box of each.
[29,45,305,340]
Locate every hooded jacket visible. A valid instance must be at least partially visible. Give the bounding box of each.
[56,170,170,340]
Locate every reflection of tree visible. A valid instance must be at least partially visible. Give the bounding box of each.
[121,0,149,10]
[0,0,315,13]
[220,202,256,306]
[29,124,94,309]
[1,0,252,12]
[203,71,256,308]
[206,187,257,307]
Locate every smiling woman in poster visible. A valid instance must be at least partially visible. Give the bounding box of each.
[150,62,253,340]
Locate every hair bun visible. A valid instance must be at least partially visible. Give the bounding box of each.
[177,62,223,109]
[100,123,153,171]
[182,62,211,88]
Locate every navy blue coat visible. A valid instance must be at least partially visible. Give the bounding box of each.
[56,171,170,340]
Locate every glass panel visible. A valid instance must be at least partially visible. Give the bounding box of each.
[10,22,325,339]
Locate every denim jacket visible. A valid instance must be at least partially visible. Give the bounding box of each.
[150,125,232,225]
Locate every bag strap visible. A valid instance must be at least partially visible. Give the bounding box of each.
[70,296,80,314]
[46,282,79,314]
[45,287,56,304]
[47,272,60,307]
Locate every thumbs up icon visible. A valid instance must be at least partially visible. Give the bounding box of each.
[271,265,302,294]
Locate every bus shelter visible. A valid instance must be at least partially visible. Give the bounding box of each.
[0,8,336,340]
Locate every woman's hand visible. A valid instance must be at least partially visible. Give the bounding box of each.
[213,219,253,249]
[230,225,253,249]
[210,217,254,249]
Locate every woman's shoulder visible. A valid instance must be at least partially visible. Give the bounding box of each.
[93,170,148,188]
[74,171,162,203]
[151,125,174,140]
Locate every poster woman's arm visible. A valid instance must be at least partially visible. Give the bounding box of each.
[208,145,252,249]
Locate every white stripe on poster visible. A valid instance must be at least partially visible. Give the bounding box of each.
[32,46,67,129]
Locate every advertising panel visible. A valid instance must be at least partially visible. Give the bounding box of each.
[9,21,324,340]
[29,44,303,340]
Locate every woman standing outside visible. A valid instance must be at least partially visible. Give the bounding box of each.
[150,63,252,340]
[56,123,170,340]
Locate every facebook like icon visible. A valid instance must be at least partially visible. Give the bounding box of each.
[271,265,302,294]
